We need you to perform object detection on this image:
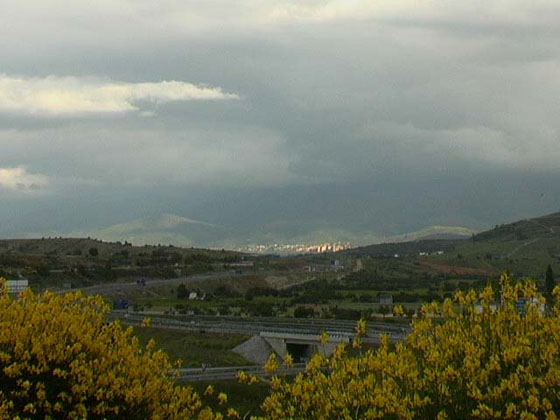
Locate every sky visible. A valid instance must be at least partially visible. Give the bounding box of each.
[1,1,560,247]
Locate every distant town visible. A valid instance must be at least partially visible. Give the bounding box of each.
[238,242,352,255]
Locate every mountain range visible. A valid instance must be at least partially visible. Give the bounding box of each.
[2,174,559,249]
[62,213,473,250]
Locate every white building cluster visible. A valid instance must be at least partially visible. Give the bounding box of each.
[2,279,29,296]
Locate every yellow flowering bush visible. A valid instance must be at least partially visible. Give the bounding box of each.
[0,282,221,420]
[4,274,560,419]
[256,274,560,419]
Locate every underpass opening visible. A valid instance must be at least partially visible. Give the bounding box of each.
[286,342,315,362]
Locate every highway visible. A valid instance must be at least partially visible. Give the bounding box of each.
[175,363,307,382]
[111,313,409,382]
[110,312,409,342]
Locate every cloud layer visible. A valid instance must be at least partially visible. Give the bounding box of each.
[0,75,238,116]
[0,166,49,192]
[1,1,560,242]
[0,124,294,188]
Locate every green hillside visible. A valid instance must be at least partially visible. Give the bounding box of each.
[344,212,560,279]
[473,212,560,241]
[441,212,560,278]
[0,237,241,288]
[0,237,238,260]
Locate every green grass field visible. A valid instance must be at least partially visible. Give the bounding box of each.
[132,327,252,368]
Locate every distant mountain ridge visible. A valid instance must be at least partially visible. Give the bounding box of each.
[2,174,560,251]
[65,213,228,248]
[3,211,560,266]
[56,212,474,251]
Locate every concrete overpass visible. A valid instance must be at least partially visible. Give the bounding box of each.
[112,313,408,363]
[260,331,352,361]
[111,312,409,341]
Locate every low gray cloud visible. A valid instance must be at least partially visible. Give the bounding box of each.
[0,123,294,188]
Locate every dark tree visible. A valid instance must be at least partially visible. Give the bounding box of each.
[294,306,316,318]
[378,305,391,318]
[88,247,98,257]
[545,264,555,302]
[177,283,188,299]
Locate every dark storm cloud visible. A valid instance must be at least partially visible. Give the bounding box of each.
[1,1,560,242]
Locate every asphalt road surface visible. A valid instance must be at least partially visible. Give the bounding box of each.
[175,363,307,382]
[111,313,409,342]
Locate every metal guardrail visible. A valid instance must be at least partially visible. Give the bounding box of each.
[260,330,353,341]
[145,313,410,333]
[175,363,307,382]
[110,312,407,342]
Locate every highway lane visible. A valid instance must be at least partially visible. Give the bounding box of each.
[113,313,410,332]
[110,312,409,342]
[151,314,410,333]
[175,364,307,382]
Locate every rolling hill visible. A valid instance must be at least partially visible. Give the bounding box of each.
[55,212,474,251]
[344,211,560,279]
[473,212,560,242]
[66,214,232,248]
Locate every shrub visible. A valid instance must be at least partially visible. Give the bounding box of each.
[293,306,316,318]
[0,282,223,419]
[253,274,560,419]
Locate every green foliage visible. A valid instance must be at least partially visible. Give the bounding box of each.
[0,284,220,419]
[255,274,560,419]
[177,283,189,299]
[546,264,555,302]
[293,306,316,318]
[132,328,251,368]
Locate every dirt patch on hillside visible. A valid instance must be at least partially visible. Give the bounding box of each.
[189,275,269,294]
[419,261,495,276]
[265,275,313,290]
